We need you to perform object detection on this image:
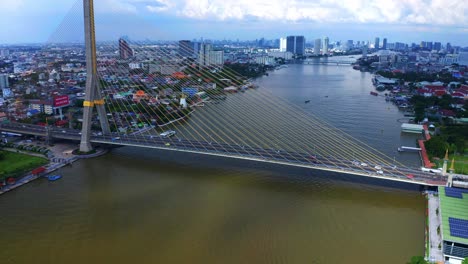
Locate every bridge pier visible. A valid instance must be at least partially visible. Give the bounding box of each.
[79,0,110,153]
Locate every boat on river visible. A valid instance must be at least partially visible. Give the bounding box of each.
[47,175,62,181]
[370,91,378,96]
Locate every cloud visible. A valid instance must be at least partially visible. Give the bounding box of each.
[138,0,467,26]
[0,0,24,13]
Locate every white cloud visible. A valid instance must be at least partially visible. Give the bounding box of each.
[153,0,467,26]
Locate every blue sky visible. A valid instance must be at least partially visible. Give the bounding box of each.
[1,0,467,46]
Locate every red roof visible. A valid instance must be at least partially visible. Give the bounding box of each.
[32,167,46,175]
[434,90,446,96]
[452,92,466,97]
[424,85,445,91]
[439,109,456,117]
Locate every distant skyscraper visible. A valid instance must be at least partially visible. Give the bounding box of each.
[279,38,287,52]
[426,41,433,50]
[314,38,321,55]
[382,38,387,50]
[362,45,368,58]
[434,42,441,51]
[374,37,380,49]
[199,43,212,66]
[0,74,8,89]
[323,37,329,55]
[179,40,194,57]
[446,42,452,53]
[119,38,133,60]
[0,49,9,57]
[346,40,353,49]
[286,36,305,56]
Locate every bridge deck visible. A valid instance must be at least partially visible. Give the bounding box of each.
[0,123,447,187]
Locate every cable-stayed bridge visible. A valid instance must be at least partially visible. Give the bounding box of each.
[0,0,449,187]
[0,122,447,186]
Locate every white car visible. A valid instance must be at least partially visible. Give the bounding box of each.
[374,165,382,170]
[376,170,383,174]
[160,130,176,138]
[360,163,368,167]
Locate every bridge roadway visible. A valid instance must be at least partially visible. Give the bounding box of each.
[0,122,447,187]
[303,60,354,65]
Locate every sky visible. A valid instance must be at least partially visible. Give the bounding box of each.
[1,0,467,46]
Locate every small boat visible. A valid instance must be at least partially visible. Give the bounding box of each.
[305,100,310,103]
[47,175,62,181]
[370,91,378,96]
[324,95,328,98]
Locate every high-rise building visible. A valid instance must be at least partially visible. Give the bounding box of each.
[323,37,329,55]
[426,41,433,50]
[286,36,305,56]
[382,38,387,50]
[198,43,224,66]
[446,42,452,53]
[119,38,133,60]
[374,37,380,49]
[199,43,212,66]
[362,45,368,58]
[314,38,321,55]
[346,40,353,49]
[434,42,442,51]
[0,74,8,89]
[179,40,194,57]
[279,38,287,52]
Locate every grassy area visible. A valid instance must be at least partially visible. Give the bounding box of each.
[434,155,468,175]
[0,151,48,180]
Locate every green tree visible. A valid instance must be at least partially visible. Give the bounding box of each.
[425,136,448,158]
[462,257,468,264]
[407,256,428,264]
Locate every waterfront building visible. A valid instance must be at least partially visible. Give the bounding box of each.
[286,36,305,56]
[362,45,368,58]
[268,51,293,60]
[314,39,321,55]
[374,37,380,49]
[119,38,133,60]
[382,38,387,50]
[179,40,194,58]
[279,38,287,52]
[323,37,329,55]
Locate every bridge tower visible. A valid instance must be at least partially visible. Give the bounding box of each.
[80,0,110,152]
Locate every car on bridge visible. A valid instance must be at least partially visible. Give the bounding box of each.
[160,130,176,138]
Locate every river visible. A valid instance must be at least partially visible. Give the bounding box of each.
[0,62,426,263]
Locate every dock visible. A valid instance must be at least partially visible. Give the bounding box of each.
[398,146,422,152]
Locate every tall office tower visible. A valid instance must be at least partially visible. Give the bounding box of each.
[346,40,353,49]
[279,38,287,52]
[374,37,380,49]
[382,38,387,50]
[446,42,452,53]
[323,37,329,55]
[119,38,133,59]
[192,42,201,58]
[362,45,368,58]
[427,42,433,50]
[434,42,442,51]
[179,40,194,57]
[286,36,306,56]
[420,41,426,48]
[314,38,321,55]
[0,74,8,89]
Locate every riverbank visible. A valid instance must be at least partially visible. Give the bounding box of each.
[0,142,108,195]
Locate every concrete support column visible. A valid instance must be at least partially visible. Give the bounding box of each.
[79,0,109,152]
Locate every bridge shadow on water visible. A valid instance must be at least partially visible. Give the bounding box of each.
[108,146,427,194]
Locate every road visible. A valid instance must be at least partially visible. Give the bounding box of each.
[0,122,447,186]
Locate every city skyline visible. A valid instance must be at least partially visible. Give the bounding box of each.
[0,0,467,46]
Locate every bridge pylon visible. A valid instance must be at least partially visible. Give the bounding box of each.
[80,0,110,152]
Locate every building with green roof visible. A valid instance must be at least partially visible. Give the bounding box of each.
[438,186,468,263]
